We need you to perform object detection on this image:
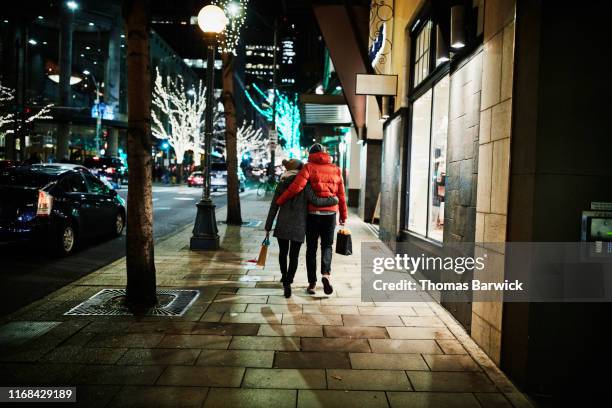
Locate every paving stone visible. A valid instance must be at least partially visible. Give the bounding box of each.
[213,294,268,303]
[323,326,388,339]
[86,333,164,348]
[320,298,375,306]
[109,386,209,408]
[475,392,514,407]
[126,321,196,334]
[157,334,231,349]
[342,315,404,327]
[229,336,300,351]
[407,371,497,392]
[298,390,388,408]
[387,392,481,408]
[117,348,201,365]
[436,339,468,354]
[204,388,296,408]
[349,353,428,370]
[197,350,274,368]
[243,368,326,389]
[75,365,165,385]
[303,305,360,315]
[191,322,259,336]
[237,288,284,296]
[283,314,343,325]
[246,304,302,313]
[302,338,371,352]
[358,306,416,316]
[327,369,412,391]
[369,339,444,354]
[200,312,223,322]
[258,324,323,337]
[207,303,248,313]
[40,345,127,364]
[0,362,83,385]
[74,385,121,408]
[423,354,481,371]
[274,351,351,369]
[268,296,321,304]
[386,327,455,340]
[413,307,436,316]
[221,312,283,324]
[400,316,446,327]
[157,366,245,387]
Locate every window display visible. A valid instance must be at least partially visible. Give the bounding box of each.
[407,75,449,241]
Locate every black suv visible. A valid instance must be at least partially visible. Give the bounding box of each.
[0,164,126,255]
[83,156,127,189]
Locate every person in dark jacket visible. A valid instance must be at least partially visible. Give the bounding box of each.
[276,143,348,295]
[265,159,338,298]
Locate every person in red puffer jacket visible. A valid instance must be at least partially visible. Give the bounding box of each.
[276,143,347,295]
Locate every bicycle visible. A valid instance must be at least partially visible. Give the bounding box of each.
[256,176,278,197]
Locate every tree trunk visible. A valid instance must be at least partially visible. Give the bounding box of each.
[123,0,156,307]
[222,52,242,225]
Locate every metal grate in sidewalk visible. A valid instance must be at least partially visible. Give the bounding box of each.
[64,289,199,317]
[0,321,60,347]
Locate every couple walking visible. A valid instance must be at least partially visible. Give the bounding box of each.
[265,143,348,298]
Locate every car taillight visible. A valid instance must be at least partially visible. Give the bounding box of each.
[36,190,53,217]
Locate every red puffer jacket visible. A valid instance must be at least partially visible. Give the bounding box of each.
[276,151,348,222]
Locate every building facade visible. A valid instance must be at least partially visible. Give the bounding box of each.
[315,0,612,403]
[0,0,195,163]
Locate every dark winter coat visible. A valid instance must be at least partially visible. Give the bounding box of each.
[265,172,338,243]
[276,151,348,221]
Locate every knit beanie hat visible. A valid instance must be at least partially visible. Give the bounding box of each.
[282,159,303,171]
[309,143,324,154]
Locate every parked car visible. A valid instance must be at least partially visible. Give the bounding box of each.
[209,162,246,192]
[187,171,204,187]
[0,163,126,256]
[0,160,21,171]
[83,156,127,189]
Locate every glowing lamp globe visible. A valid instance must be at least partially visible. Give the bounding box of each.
[197,5,228,34]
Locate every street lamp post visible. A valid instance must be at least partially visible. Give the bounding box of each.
[86,71,102,156]
[190,5,228,250]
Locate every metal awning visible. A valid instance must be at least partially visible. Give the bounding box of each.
[313,5,371,132]
[300,94,352,126]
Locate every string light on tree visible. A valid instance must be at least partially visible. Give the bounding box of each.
[151,69,208,166]
[211,0,249,55]
[244,83,302,158]
[0,82,53,135]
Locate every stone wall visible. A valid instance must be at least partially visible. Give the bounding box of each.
[379,112,406,250]
[358,141,382,222]
[444,52,483,244]
[472,0,516,365]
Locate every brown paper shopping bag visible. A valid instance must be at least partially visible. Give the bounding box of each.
[256,237,270,267]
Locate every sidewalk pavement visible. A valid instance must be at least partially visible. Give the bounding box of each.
[0,192,533,408]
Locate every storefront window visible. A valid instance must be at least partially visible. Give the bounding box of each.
[407,74,449,241]
[413,21,432,87]
[428,75,449,241]
[407,89,432,236]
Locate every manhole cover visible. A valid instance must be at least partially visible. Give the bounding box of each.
[218,220,262,228]
[64,289,199,317]
[0,321,60,347]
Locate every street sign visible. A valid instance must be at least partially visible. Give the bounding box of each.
[269,129,278,143]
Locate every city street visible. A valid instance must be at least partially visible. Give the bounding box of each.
[0,0,608,406]
[0,185,234,317]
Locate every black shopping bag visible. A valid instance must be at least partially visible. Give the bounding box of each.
[335,229,352,256]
